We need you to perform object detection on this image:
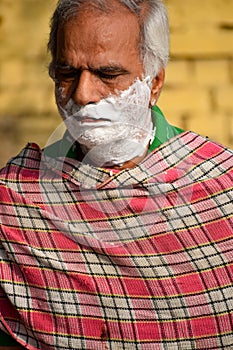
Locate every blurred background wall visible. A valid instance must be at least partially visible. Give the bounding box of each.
[0,0,233,167]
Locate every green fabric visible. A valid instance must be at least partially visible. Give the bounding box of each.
[149,105,183,151]
[45,130,77,160]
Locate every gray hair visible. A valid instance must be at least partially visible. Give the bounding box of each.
[48,0,169,77]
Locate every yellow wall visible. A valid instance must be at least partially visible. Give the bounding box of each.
[0,0,233,166]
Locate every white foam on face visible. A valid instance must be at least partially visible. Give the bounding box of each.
[57,77,155,166]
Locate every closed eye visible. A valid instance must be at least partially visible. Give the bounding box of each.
[98,72,121,80]
[56,68,79,82]
[51,64,80,82]
[93,66,129,81]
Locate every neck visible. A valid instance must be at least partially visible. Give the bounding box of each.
[106,146,149,170]
[78,143,150,170]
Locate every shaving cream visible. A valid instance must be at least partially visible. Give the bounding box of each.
[57,77,155,166]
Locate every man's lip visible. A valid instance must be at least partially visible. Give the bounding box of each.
[79,117,109,123]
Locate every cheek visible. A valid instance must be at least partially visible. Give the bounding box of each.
[55,82,72,106]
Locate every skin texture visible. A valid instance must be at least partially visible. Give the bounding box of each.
[54,2,165,168]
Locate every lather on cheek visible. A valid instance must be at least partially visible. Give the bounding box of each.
[55,85,67,105]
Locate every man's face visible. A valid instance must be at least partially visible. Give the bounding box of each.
[54,4,145,107]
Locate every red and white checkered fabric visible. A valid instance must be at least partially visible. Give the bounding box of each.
[0,131,232,349]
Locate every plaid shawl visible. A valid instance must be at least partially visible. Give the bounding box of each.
[0,131,232,349]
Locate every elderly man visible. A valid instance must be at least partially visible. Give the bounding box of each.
[0,0,232,349]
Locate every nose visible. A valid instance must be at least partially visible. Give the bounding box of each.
[72,70,103,106]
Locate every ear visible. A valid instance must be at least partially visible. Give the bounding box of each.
[150,68,165,107]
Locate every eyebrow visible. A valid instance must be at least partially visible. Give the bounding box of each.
[91,65,130,75]
[55,62,130,75]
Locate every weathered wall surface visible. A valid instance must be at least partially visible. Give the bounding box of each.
[162,0,233,147]
[0,0,233,166]
[0,0,58,166]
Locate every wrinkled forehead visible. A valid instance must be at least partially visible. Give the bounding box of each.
[56,4,142,59]
[56,0,145,39]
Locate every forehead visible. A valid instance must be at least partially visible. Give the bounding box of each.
[56,4,141,65]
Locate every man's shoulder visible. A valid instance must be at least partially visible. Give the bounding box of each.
[147,130,233,183]
[0,142,42,182]
[0,143,45,208]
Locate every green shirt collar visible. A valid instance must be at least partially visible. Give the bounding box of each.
[149,105,183,152]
